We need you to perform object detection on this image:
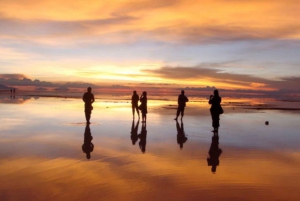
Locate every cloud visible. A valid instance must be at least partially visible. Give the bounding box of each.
[0,74,27,79]
[0,0,300,45]
[142,65,300,90]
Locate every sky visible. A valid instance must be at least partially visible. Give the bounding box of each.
[0,0,300,91]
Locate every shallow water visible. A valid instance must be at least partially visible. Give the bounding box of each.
[0,95,299,201]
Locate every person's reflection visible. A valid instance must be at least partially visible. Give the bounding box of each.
[176,120,188,150]
[207,131,222,173]
[131,119,140,145]
[138,123,147,153]
[82,123,94,159]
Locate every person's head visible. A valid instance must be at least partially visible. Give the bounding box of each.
[143,91,147,96]
[133,90,137,95]
[87,87,92,93]
[181,90,185,95]
[213,89,219,97]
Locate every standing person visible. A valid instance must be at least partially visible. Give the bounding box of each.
[208,89,223,132]
[139,91,147,123]
[82,87,95,123]
[174,90,189,121]
[131,91,140,118]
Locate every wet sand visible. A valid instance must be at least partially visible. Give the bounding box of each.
[0,94,299,201]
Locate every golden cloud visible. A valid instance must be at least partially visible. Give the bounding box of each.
[0,0,299,44]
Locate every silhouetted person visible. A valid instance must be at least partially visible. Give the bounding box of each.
[176,120,188,150]
[139,91,147,123]
[174,90,189,121]
[208,89,223,132]
[131,91,140,118]
[138,123,147,153]
[130,119,140,145]
[82,87,95,123]
[82,123,94,159]
[207,131,222,173]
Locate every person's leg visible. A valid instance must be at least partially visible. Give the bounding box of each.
[132,105,135,117]
[142,112,146,122]
[175,107,180,120]
[85,111,91,123]
[180,107,185,120]
[212,113,219,131]
[136,106,140,118]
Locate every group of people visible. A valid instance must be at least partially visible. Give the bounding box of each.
[82,87,223,172]
[82,87,223,131]
[131,91,148,123]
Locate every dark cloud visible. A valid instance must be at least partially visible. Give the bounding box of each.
[0,74,27,79]
[143,65,300,90]
[271,77,300,90]
[143,65,267,83]
[147,24,300,44]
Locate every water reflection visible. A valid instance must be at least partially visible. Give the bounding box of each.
[82,123,94,159]
[207,131,222,173]
[138,123,147,153]
[130,119,140,145]
[176,120,188,150]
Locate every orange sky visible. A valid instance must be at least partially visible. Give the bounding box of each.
[0,0,300,91]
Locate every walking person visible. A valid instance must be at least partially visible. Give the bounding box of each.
[131,91,140,118]
[139,91,147,123]
[208,89,223,132]
[174,90,189,121]
[82,87,95,123]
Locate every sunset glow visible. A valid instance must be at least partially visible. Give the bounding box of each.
[0,0,299,92]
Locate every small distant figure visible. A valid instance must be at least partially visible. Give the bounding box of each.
[138,123,147,153]
[265,121,269,125]
[82,87,95,123]
[139,91,147,123]
[174,90,189,121]
[131,91,140,119]
[209,89,223,132]
[176,120,188,150]
[130,119,140,145]
[82,123,94,159]
[207,131,222,173]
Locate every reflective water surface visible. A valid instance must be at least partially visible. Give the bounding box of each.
[0,95,299,201]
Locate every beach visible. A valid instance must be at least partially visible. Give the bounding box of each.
[0,93,299,201]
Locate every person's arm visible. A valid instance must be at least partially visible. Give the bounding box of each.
[208,95,213,104]
[91,94,95,104]
[186,96,189,102]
